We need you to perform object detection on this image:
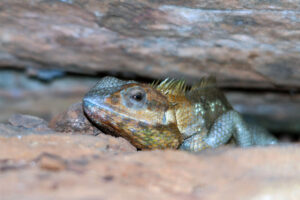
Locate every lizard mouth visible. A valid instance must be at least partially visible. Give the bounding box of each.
[83,96,119,117]
[82,97,113,121]
[83,98,121,136]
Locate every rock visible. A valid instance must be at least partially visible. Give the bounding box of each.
[227,92,300,135]
[0,132,136,161]
[0,70,95,122]
[0,0,299,89]
[35,153,67,172]
[9,114,50,131]
[49,102,102,135]
[0,133,300,200]
[0,123,53,138]
[0,114,53,137]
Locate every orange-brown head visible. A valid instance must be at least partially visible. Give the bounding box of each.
[83,76,182,150]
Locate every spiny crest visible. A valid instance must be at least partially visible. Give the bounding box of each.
[151,78,187,96]
[190,76,217,91]
[151,76,217,95]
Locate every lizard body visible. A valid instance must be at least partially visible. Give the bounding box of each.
[83,76,277,152]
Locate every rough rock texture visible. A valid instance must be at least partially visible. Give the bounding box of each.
[1,112,299,199]
[1,125,300,200]
[0,114,53,137]
[9,114,51,131]
[0,70,94,122]
[228,92,300,134]
[0,0,299,89]
[49,102,102,135]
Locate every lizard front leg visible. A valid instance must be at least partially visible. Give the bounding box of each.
[180,110,253,152]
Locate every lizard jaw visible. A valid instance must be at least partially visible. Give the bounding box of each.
[83,98,121,136]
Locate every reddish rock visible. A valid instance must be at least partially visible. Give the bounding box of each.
[0,0,299,89]
[0,132,136,161]
[49,102,102,135]
[0,118,299,199]
[36,153,68,172]
[0,132,299,200]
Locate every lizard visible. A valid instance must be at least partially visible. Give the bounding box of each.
[82,76,277,152]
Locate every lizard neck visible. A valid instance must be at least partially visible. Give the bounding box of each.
[165,94,208,139]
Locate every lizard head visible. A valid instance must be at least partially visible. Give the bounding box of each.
[83,76,182,150]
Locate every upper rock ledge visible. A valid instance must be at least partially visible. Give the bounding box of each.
[0,0,299,89]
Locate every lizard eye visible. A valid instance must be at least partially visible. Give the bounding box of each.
[121,86,147,110]
[130,92,144,102]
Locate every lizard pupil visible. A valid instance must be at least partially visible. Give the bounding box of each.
[131,92,143,101]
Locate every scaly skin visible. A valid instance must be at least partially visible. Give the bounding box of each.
[83,76,277,152]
